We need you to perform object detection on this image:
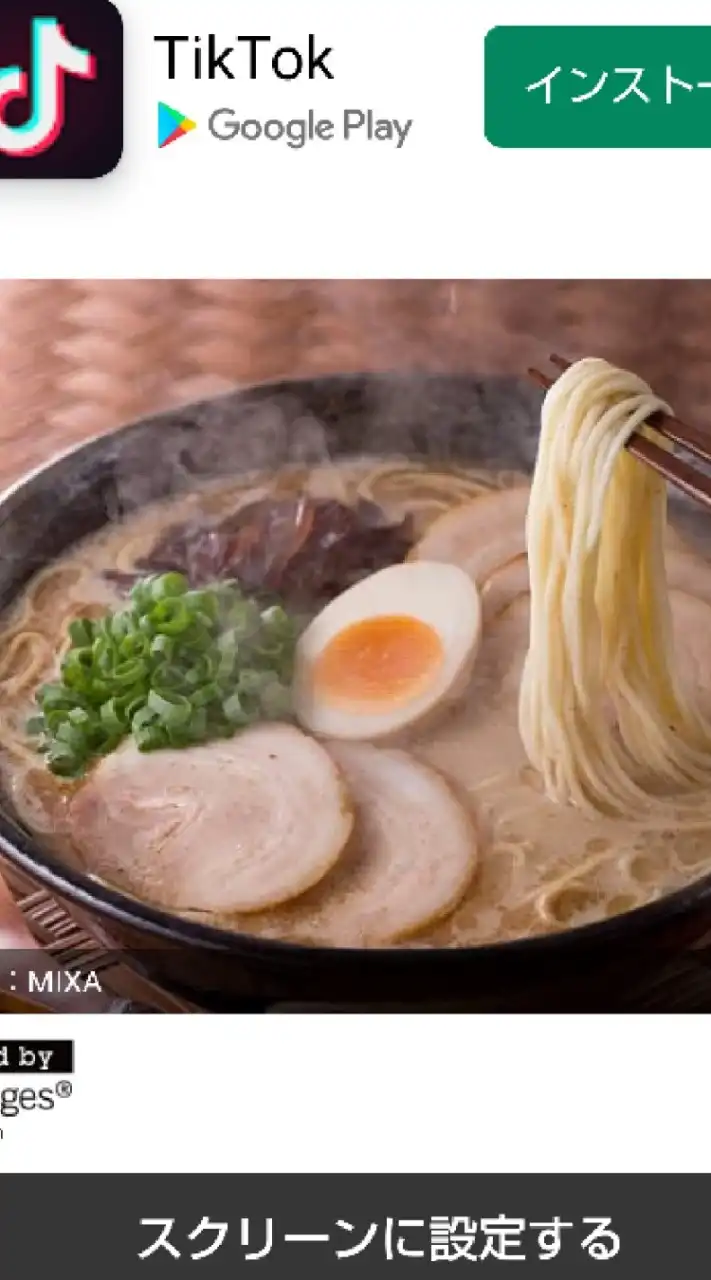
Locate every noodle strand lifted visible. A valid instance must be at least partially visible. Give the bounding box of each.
[519,357,711,816]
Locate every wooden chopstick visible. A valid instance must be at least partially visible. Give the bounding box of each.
[548,353,711,466]
[528,354,711,514]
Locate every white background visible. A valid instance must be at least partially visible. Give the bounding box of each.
[2,1014,710,1171]
[1,0,711,1174]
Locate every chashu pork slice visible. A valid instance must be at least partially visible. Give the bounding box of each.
[480,554,530,625]
[412,484,689,589]
[68,723,354,915]
[475,549,711,631]
[242,742,479,946]
[410,486,532,585]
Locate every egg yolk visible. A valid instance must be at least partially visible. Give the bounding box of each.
[313,615,444,707]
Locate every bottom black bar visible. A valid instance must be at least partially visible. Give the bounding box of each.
[0,1173,702,1273]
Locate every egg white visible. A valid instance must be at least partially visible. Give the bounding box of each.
[293,560,482,739]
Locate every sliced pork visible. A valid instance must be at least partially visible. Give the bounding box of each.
[68,724,354,914]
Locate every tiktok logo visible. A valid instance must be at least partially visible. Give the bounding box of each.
[0,19,95,158]
[0,2,123,178]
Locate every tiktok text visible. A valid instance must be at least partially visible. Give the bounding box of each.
[154,34,334,81]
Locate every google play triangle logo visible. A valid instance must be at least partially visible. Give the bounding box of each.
[158,102,197,149]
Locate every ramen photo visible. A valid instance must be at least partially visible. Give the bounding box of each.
[3,356,711,956]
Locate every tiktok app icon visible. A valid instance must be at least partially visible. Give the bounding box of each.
[0,0,123,178]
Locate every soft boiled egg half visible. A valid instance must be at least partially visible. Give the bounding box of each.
[292,561,482,739]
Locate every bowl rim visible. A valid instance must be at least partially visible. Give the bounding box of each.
[3,807,711,962]
[2,370,711,963]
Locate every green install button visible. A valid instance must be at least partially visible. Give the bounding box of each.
[485,26,711,147]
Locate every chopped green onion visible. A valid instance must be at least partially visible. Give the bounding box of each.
[135,723,169,752]
[260,680,293,720]
[150,572,189,600]
[100,698,126,734]
[147,689,193,727]
[29,571,298,776]
[222,693,250,725]
[68,618,94,648]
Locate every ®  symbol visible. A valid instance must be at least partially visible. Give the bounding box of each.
[0,17,95,157]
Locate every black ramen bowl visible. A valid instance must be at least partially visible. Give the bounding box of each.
[2,371,711,1013]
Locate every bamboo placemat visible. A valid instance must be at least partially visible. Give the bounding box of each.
[2,279,711,490]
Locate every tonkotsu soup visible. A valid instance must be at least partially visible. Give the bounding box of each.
[3,453,711,949]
